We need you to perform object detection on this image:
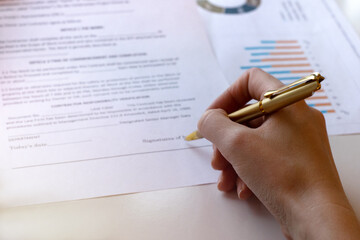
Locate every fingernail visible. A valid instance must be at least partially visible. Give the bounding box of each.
[237,183,243,199]
[239,182,249,199]
[217,174,222,185]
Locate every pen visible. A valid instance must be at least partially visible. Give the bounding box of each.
[185,72,325,141]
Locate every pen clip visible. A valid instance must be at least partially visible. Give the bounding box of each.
[263,72,324,99]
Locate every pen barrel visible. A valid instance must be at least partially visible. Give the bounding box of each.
[227,81,319,123]
[228,102,264,123]
[262,81,319,113]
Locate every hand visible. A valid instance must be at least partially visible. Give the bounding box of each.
[198,68,360,239]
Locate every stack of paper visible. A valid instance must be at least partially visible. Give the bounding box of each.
[0,0,360,207]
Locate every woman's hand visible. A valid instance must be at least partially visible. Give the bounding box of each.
[198,68,360,239]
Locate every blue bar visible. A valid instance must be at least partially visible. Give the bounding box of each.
[308,104,315,107]
[261,40,277,44]
[277,77,301,81]
[267,70,291,74]
[245,46,276,50]
[250,59,262,62]
[241,65,272,70]
[321,110,329,114]
[251,52,271,56]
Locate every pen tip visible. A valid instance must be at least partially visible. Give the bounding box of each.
[185,131,202,141]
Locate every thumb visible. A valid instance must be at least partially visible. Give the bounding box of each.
[197,109,252,156]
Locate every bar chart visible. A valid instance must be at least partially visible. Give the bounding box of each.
[240,40,335,115]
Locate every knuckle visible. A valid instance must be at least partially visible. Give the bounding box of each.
[310,107,326,124]
[211,158,218,169]
[225,128,253,152]
[247,68,264,83]
[211,157,223,170]
[247,67,264,78]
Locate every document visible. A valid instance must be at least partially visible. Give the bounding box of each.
[2,0,359,207]
[198,0,360,135]
[0,0,228,207]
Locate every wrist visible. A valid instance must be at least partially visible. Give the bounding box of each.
[284,182,360,239]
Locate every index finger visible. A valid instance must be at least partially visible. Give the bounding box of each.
[209,68,284,113]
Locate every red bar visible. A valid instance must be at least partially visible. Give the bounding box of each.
[272,63,311,68]
[315,103,332,107]
[260,58,308,62]
[308,96,328,100]
[270,52,304,55]
[291,70,314,73]
[276,40,298,44]
[275,46,301,49]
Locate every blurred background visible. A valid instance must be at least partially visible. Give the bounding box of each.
[336,0,360,34]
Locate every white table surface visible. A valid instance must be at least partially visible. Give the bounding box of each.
[1,1,360,239]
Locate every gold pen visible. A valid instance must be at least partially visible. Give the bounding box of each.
[185,72,325,141]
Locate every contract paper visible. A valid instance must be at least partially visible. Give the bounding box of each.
[0,0,228,207]
[198,0,360,135]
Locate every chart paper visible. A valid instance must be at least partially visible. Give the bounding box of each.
[198,0,360,135]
